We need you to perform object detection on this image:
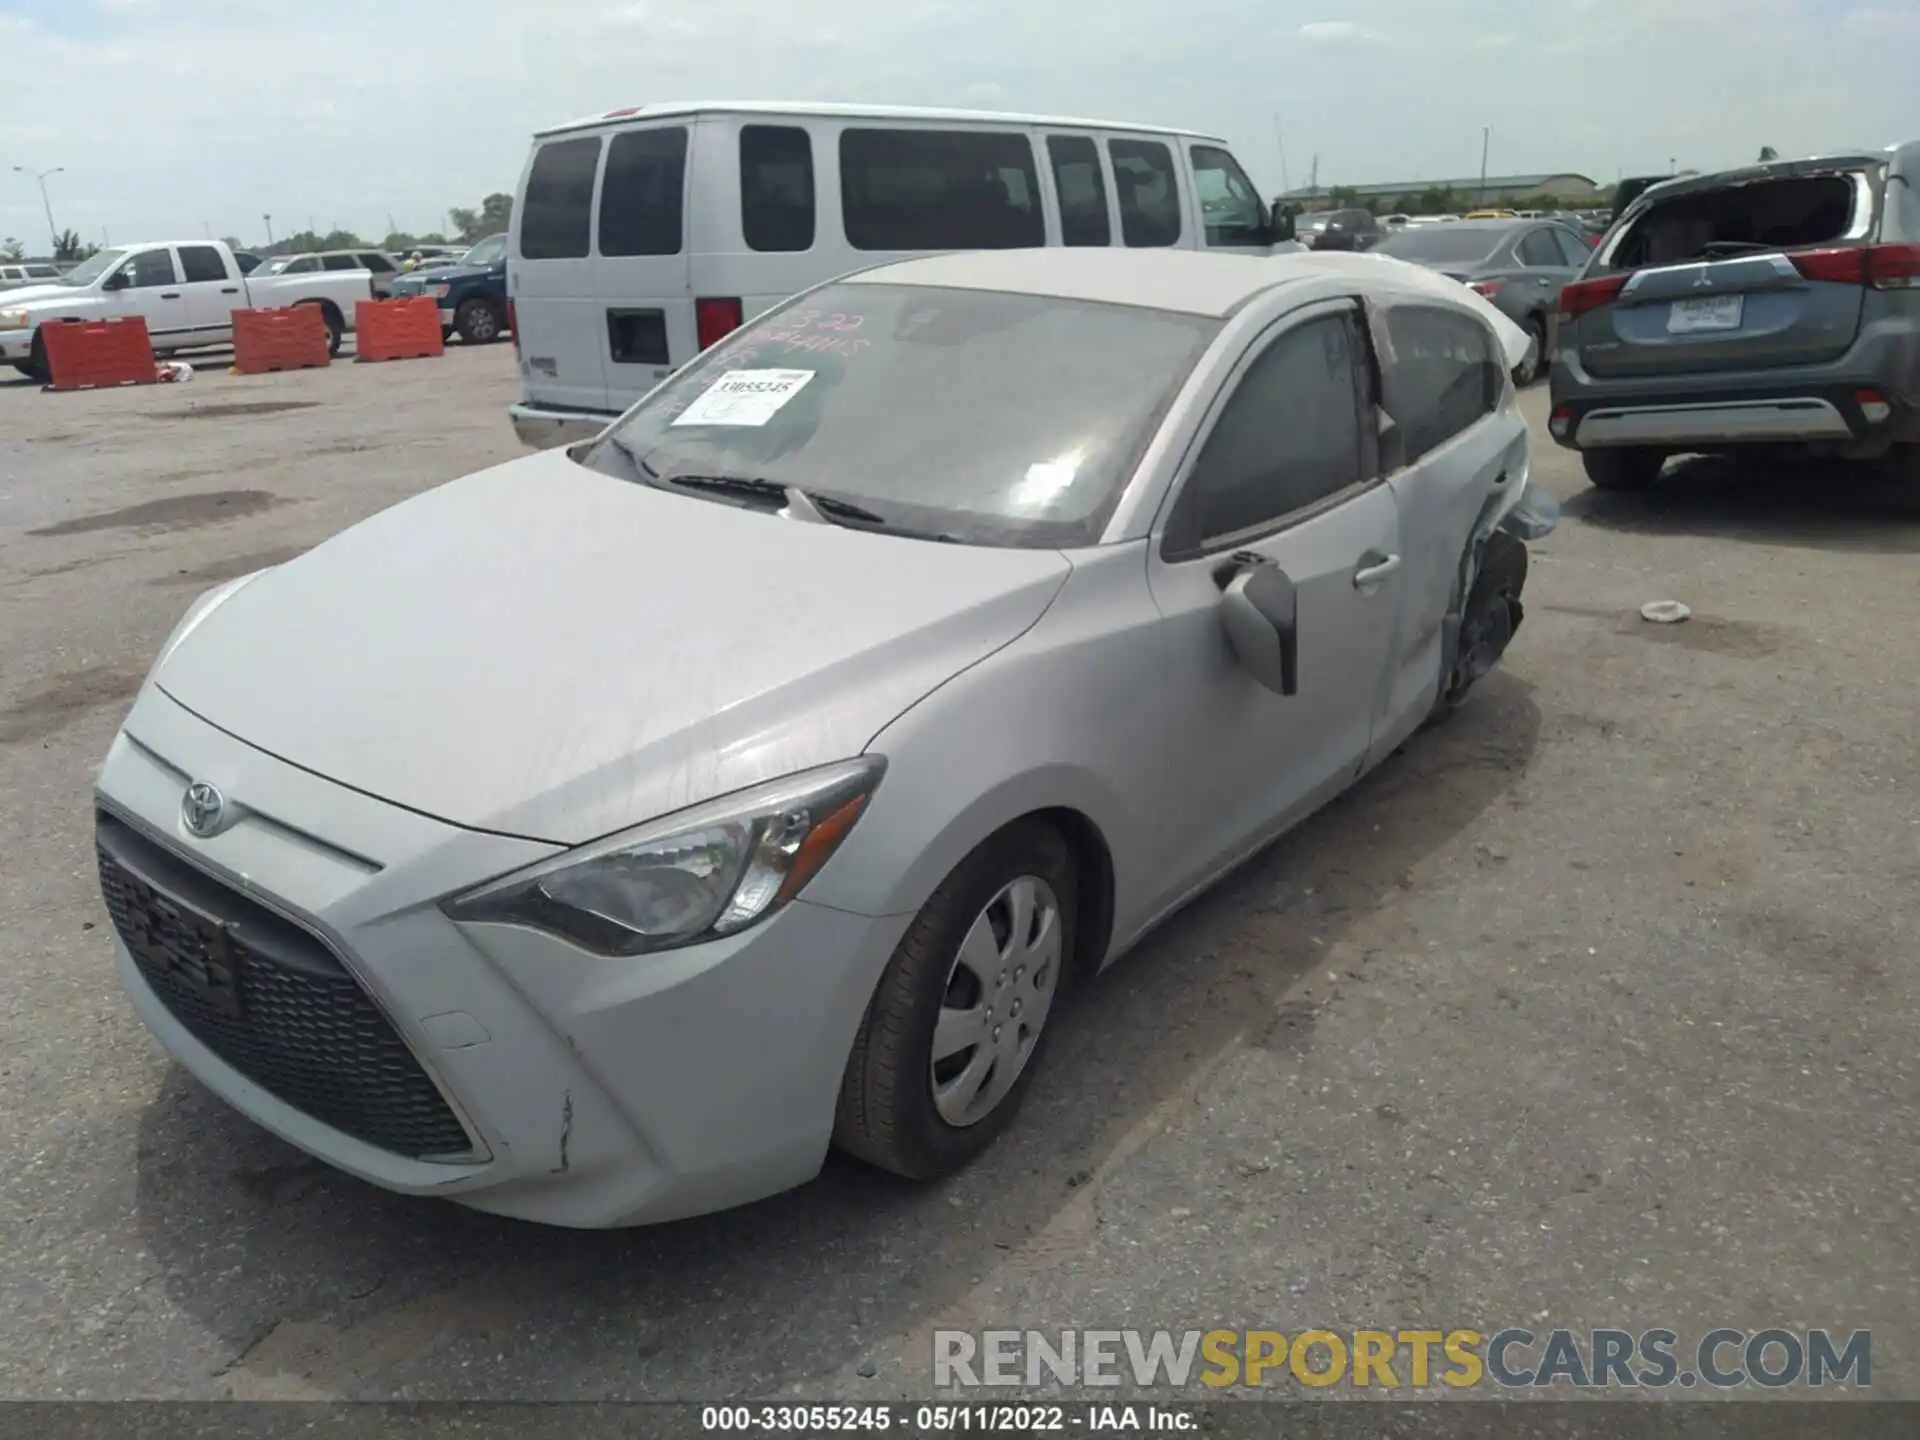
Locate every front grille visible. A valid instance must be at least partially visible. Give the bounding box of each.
[96,813,473,1160]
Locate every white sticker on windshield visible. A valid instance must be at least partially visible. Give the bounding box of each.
[671,369,815,428]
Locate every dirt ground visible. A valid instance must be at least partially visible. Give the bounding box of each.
[2,345,1916,1404]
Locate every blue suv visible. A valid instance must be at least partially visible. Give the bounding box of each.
[390,233,509,344]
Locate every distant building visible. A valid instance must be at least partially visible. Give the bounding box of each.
[1277,171,1603,209]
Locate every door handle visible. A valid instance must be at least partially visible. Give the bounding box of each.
[160,292,181,300]
[221,286,239,294]
[1353,552,1401,587]
[1537,277,1552,285]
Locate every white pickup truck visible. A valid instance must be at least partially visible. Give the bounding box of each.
[0,240,377,380]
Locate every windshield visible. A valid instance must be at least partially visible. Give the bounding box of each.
[257,257,291,274]
[584,282,1220,548]
[1374,228,1506,264]
[59,249,127,286]
[462,235,507,266]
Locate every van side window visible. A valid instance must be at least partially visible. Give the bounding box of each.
[601,128,688,258]
[1376,305,1503,463]
[1046,136,1110,247]
[840,129,1044,251]
[521,136,602,260]
[1108,139,1182,247]
[741,126,815,253]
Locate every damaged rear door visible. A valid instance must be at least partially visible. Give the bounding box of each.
[1580,162,1883,377]
[1364,299,1530,755]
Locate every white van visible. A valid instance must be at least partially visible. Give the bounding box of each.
[506,101,1294,447]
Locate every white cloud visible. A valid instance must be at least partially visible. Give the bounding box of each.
[1297,19,1385,45]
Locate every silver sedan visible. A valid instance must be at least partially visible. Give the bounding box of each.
[94,248,1556,1227]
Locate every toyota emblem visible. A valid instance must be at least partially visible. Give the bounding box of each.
[181,781,227,838]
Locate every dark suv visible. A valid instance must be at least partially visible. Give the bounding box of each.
[388,233,509,343]
[1548,144,1920,489]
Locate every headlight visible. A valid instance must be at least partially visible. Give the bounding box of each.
[443,757,886,956]
[428,283,451,299]
[0,310,31,330]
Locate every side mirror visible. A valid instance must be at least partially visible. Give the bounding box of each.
[102,270,131,291]
[1220,560,1298,697]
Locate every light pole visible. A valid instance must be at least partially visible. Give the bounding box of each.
[12,165,63,254]
[1478,128,1490,207]
[263,213,274,245]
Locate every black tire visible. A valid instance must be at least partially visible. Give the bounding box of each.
[1582,447,1666,491]
[1514,315,1549,387]
[23,330,48,384]
[302,302,344,357]
[455,297,505,344]
[834,820,1076,1180]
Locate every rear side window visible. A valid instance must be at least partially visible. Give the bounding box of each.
[321,254,359,271]
[741,125,815,252]
[521,136,602,259]
[1171,313,1363,547]
[1377,305,1502,462]
[1047,136,1110,247]
[1109,139,1182,247]
[284,256,320,274]
[601,128,687,257]
[1516,230,1562,267]
[178,245,228,283]
[1548,228,1591,266]
[840,129,1044,251]
[362,253,396,273]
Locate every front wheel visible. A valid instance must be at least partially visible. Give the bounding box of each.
[301,302,344,357]
[1513,315,1549,387]
[834,820,1076,1180]
[22,330,48,384]
[455,297,505,344]
[1582,447,1666,491]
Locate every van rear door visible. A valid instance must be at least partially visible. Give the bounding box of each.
[512,132,613,415]
[594,122,696,412]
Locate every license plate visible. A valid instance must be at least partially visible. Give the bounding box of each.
[1667,295,1743,333]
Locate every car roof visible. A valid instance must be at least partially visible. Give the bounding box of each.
[536,100,1223,143]
[841,248,1501,319]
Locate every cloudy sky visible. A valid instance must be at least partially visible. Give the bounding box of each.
[1,0,1913,251]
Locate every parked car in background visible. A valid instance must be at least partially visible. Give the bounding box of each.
[1308,208,1380,252]
[507,101,1302,448]
[257,249,402,296]
[0,240,378,377]
[0,262,63,290]
[93,246,1550,1226]
[1464,209,1518,220]
[1374,218,1595,384]
[1550,144,1920,489]
[388,233,509,343]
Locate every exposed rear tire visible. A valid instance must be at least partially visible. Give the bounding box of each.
[455,297,504,344]
[1514,315,1549,387]
[834,820,1076,1180]
[300,302,344,357]
[23,330,48,384]
[1582,447,1666,491]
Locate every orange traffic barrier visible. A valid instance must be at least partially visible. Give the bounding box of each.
[354,297,444,363]
[232,306,331,375]
[40,317,157,392]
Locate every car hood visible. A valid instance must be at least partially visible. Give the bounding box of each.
[397,265,487,286]
[1,283,85,310]
[154,449,1071,844]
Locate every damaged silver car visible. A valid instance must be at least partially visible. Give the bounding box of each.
[94,248,1554,1227]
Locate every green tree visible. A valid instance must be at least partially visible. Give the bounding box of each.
[1326,184,1359,210]
[0,237,23,262]
[448,195,512,243]
[52,228,89,261]
[382,231,417,252]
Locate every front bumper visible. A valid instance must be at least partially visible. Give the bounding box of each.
[509,401,620,450]
[97,686,911,1227]
[0,326,32,362]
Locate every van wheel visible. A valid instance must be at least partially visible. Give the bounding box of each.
[455,297,504,344]
[834,820,1075,1180]
[1582,447,1666,490]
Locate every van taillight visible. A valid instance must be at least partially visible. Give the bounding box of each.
[1557,273,1629,323]
[696,296,744,352]
[1791,243,1920,288]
